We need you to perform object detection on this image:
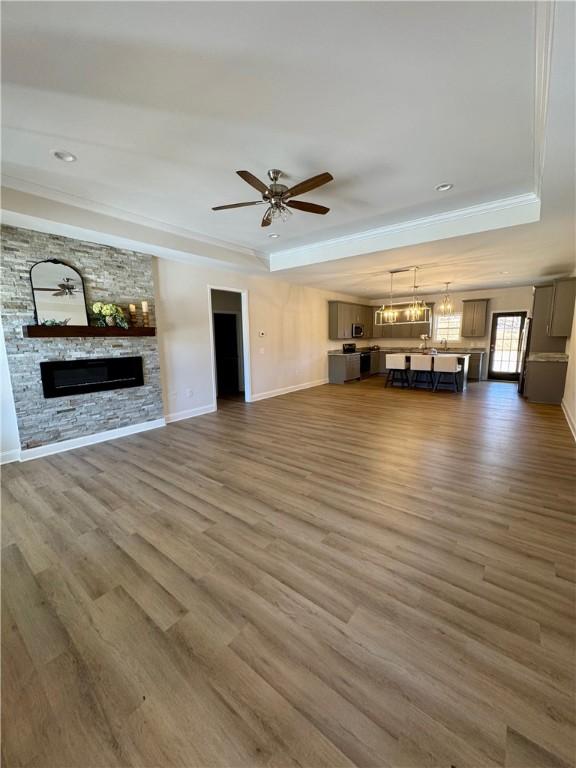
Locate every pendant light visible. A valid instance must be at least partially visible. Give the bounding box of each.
[405,267,424,321]
[375,272,398,325]
[439,282,454,316]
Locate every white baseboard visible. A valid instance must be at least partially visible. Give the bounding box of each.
[250,378,328,402]
[165,403,216,423]
[19,417,166,462]
[0,448,21,465]
[561,399,576,443]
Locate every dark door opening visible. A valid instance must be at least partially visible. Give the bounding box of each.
[488,311,527,381]
[211,289,245,402]
[213,313,240,398]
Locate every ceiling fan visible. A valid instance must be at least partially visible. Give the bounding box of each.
[212,169,334,227]
[35,277,78,296]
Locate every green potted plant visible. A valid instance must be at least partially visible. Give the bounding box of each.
[91,302,129,329]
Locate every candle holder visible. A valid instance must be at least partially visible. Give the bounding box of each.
[142,311,150,327]
[128,304,137,326]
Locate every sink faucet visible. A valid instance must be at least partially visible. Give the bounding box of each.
[440,338,448,351]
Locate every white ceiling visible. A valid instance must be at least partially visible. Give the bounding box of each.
[1,1,574,296]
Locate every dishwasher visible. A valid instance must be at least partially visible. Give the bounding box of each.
[360,351,371,376]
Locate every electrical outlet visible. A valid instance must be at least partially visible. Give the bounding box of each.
[185,388,193,398]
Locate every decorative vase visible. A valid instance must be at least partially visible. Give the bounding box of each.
[106,316,116,327]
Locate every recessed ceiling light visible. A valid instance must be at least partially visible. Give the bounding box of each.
[52,150,77,162]
[435,182,453,192]
[268,233,280,239]
[500,270,510,275]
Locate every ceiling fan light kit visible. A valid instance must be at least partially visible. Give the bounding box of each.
[212,169,333,228]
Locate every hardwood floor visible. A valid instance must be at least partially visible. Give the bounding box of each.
[2,378,575,768]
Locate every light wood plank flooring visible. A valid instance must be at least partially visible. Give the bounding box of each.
[2,378,575,768]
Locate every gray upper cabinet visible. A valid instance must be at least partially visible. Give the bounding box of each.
[530,286,566,353]
[461,299,489,337]
[363,305,374,338]
[329,301,432,340]
[328,301,379,339]
[329,302,352,339]
[549,278,576,337]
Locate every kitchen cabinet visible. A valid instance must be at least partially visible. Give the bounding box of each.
[529,286,566,353]
[378,351,388,373]
[549,278,576,337]
[329,302,373,339]
[461,300,489,337]
[328,354,360,383]
[465,352,485,381]
[369,351,380,375]
[379,320,431,339]
[329,302,353,339]
[329,301,432,340]
[524,360,568,404]
[363,306,374,338]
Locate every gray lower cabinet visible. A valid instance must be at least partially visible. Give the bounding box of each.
[461,300,489,337]
[466,352,484,381]
[369,351,380,375]
[549,278,576,336]
[328,354,360,383]
[524,361,568,404]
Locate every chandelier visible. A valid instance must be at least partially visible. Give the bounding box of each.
[405,267,424,321]
[438,282,454,316]
[375,272,398,325]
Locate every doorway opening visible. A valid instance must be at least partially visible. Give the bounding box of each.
[209,288,251,404]
[488,312,527,381]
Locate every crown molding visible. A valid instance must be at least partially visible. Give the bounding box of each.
[269,192,541,272]
[1,175,263,260]
[0,208,270,274]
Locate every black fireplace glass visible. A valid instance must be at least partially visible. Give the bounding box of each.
[40,356,144,398]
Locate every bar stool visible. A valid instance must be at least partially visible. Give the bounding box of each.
[385,354,409,387]
[409,354,434,389]
[433,355,462,392]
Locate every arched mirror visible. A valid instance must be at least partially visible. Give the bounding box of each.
[30,260,88,326]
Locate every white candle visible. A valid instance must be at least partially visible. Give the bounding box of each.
[129,303,136,313]
[141,301,148,313]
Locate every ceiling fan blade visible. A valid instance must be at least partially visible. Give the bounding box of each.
[212,201,264,211]
[261,208,272,227]
[236,170,269,195]
[284,172,333,199]
[286,200,330,215]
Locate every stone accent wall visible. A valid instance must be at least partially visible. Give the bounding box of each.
[1,225,163,450]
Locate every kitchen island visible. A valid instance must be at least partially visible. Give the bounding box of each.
[329,348,476,389]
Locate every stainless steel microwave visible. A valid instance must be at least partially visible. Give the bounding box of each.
[351,323,364,338]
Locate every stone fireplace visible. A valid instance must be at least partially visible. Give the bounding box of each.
[1,225,164,452]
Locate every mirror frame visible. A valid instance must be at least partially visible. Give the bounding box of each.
[30,259,89,326]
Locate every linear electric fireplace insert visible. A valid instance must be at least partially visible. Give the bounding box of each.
[40,356,144,398]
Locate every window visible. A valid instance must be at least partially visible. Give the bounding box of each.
[434,313,462,341]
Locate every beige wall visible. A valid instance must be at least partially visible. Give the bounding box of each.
[153,258,360,418]
[562,299,576,439]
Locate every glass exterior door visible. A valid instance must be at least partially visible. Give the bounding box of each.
[488,312,527,380]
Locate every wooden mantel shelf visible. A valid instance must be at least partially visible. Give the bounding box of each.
[22,325,156,338]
